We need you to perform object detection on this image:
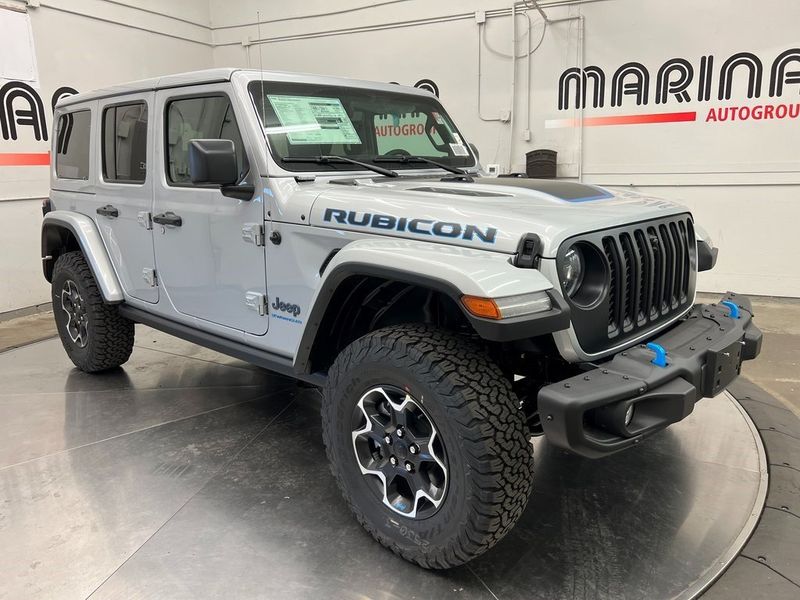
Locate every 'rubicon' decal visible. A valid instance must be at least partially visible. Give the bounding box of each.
[323,208,497,244]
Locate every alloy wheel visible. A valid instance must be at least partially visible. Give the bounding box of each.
[61,280,89,348]
[351,385,448,519]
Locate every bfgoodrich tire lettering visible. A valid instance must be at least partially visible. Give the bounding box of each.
[323,324,534,568]
[51,251,134,372]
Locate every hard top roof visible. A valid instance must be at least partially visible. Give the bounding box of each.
[57,68,432,108]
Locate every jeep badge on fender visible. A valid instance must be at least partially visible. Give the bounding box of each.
[42,68,762,570]
[272,297,301,318]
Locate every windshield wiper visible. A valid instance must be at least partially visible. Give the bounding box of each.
[373,155,469,176]
[282,155,398,178]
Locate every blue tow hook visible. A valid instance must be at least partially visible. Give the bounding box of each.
[720,300,740,319]
[646,342,668,367]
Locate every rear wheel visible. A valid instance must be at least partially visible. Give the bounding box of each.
[323,324,533,568]
[51,251,134,372]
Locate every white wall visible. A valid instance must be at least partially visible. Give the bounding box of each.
[0,0,212,314]
[210,0,800,298]
[1,0,798,314]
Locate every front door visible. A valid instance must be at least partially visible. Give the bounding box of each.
[151,85,268,335]
[94,93,158,303]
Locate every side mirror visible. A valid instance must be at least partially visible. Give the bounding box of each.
[188,139,254,200]
[468,142,480,161]
[188,139,238,186]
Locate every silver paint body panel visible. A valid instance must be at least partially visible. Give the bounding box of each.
[93,90,159,303]
[42,211,124,303]
[150,83,270,336]
[304,177,688,256]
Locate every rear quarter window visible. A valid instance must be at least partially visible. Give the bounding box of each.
[55,110,91,180]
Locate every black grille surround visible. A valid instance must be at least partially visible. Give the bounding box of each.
[556,214,697,355]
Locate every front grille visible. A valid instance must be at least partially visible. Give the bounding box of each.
[559,214,696,354]
[601,218,693,338]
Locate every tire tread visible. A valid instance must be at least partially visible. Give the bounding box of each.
[323,324,533,569]
[52,251,134,372]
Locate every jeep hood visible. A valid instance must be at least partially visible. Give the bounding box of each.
[307,177,690,257]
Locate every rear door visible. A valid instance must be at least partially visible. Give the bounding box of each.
[94,93,158,303]
[151,84,268,335]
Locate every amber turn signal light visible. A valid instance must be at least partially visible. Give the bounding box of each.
[461,295,502,320]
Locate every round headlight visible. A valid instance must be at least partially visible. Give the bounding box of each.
[560,245,585,297]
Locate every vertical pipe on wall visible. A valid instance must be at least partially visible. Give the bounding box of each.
[524,11,533,138]
[508,2,517,171]
[577,14,585,182]
[477,20,503,122]
[550,9,586,180]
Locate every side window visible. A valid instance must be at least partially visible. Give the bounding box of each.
[55,110,91,179]
[102,102,148,183]
[165,95,248,185]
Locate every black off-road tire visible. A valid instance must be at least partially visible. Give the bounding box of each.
[51,251,134,372]
[323,324,534,568]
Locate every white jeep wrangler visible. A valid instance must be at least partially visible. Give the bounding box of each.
[42,68,762,568]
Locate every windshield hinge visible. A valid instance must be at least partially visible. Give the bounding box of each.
[245,291,268,316]
[439,174,475,183]
[242,223,265,246]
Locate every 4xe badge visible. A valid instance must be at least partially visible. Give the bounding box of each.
[271,297,302,324]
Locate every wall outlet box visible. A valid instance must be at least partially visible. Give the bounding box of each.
[475,10,486,24]
[523,129,531,141]
[486,164,501,176]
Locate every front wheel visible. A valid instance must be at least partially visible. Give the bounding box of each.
[323,324,534,568]
[51,251,134,372]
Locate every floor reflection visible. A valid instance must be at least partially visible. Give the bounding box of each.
[0,329,765,600]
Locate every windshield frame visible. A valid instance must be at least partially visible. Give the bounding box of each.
[246,78,478,175]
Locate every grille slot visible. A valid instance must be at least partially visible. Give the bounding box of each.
[633,230,651,323]
[602,237,619,334]
[564,214,696,353]
[620,232,638,331]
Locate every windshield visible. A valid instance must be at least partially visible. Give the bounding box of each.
[248,80,476,172]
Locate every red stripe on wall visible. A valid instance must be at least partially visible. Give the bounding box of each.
[0,152,51,166]
[583,111,697,126]
[546,111,697,128]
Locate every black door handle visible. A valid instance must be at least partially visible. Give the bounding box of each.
[152,212,183,227]
[96,204,119,218]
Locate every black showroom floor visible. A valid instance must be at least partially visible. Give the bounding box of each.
[2,326,792,599]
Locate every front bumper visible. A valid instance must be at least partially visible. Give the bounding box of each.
[538,292,762,458]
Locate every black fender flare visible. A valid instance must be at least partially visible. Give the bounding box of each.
[292,262,570,375]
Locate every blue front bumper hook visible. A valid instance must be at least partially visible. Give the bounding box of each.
[646,342,668,367]
[720,300,740,319]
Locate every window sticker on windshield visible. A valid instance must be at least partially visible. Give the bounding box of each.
[450,143,469,156]
[432,111,445,125]
[267,95,362,145]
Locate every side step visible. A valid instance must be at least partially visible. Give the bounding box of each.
[118,305,326,387]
